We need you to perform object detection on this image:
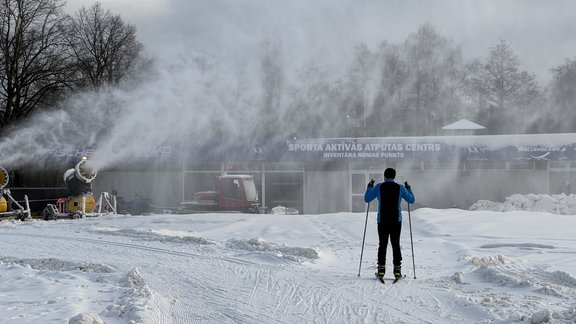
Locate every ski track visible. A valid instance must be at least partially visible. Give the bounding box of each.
[1,226,453,323]
[2,213,576,323]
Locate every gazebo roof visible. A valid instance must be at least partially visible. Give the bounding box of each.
[442,119,486,130]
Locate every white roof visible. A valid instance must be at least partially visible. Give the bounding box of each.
[442,119,486,130]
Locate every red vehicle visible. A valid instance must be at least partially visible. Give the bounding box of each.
[180,175,261,213]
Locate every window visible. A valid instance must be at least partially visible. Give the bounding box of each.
[352,174,366,195]
[465,161,506,169]
[221,179,243,200]
[508,161,534,170]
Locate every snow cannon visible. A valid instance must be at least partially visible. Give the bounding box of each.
[63,159,98,214]
[0,166,8,189]
[0,165,31,220]
[64,159,97,193]
[0,166,9,212]
[43,158,117,220]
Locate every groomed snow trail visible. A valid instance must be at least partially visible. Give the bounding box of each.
[1,210,576,323]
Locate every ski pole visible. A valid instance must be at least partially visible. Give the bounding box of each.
[357,202,370,277]
[407,202,416,279]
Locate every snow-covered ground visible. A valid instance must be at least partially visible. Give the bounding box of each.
[1,194,576,323]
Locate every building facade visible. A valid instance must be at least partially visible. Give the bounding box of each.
[88,133,576,214]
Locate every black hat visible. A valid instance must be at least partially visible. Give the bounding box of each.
[384,168,396,179]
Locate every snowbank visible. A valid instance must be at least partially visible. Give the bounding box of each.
[227,237,320,262]
[0,256,152,324]
[470,193,576,215]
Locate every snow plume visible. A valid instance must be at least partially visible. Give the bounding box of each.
[0,88,124,170]
[0,50,263,171]
[88,51,266,170]
[0,1,374,172]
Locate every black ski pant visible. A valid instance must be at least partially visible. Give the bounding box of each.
[377,220,402,267]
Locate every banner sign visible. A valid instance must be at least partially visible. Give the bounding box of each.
[39,134,576,165]
[276,137,576,162]
[283,139,446,162]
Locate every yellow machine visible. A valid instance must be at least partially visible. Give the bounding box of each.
[67,196,97,213]
[0,167,7,212]
[43,158,116,220]
[0,165,31,220]
[62,159,97,213]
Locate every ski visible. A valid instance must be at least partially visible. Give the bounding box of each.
[393,275,407,284]
[375,273,407,284]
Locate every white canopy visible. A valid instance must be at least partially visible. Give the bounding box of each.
[442,119,486,130]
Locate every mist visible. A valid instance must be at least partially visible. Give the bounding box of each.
[0,49,258,170]
[1,0,576,212]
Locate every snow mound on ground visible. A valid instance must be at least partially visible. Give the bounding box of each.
[468,255,509,266]
[68,313,104,324]
[92,227,214,245]
[0,256,138,323]
[469,258,576,303]
[531,310,551,324]
[470,193,576,214]
[227,237,320,261]
[0,256,114,273]
[474,265,534,288]
[0,257,155,323]
[102,267,152,323]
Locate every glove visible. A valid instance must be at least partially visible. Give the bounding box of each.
[404,181,411,189]
[368,179,375,188]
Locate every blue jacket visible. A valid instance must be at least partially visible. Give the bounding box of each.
[364,178,415,223]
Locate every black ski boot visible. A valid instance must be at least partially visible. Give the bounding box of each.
[376,265,385,279]
[393,265,402,279]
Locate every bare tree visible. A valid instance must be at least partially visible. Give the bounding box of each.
[472,39,541,133]
[257,39,284,138]
[366,24,466,136]
[345,43,378,136]
[475,39,523,111]
[287,62,337,137]
[65,2,143,89]
[0,0,71,128]
[402,24,466,135]
[535,58,576,133]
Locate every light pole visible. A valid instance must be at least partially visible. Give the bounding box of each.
[363,88,367,137]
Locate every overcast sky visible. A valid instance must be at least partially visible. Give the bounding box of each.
[64,0,576,82]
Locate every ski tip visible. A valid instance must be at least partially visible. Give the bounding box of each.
[393,275,407,283]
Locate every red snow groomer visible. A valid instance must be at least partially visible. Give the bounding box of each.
[179,175,262,213]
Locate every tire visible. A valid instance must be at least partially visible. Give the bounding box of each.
[43,206,56,221]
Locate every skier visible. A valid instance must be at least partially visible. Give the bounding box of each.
[364,168,415,280]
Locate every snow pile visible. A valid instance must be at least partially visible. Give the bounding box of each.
[227,237,320,261]
[0,256,115,273]
[92,227,214,245]
[467,258,576,322]
[101,267,151,323]
[270,206,299,215]
[468,255,509,266]
[470,193,576,214]
[0,256,143,324]
[68,313,104,324]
